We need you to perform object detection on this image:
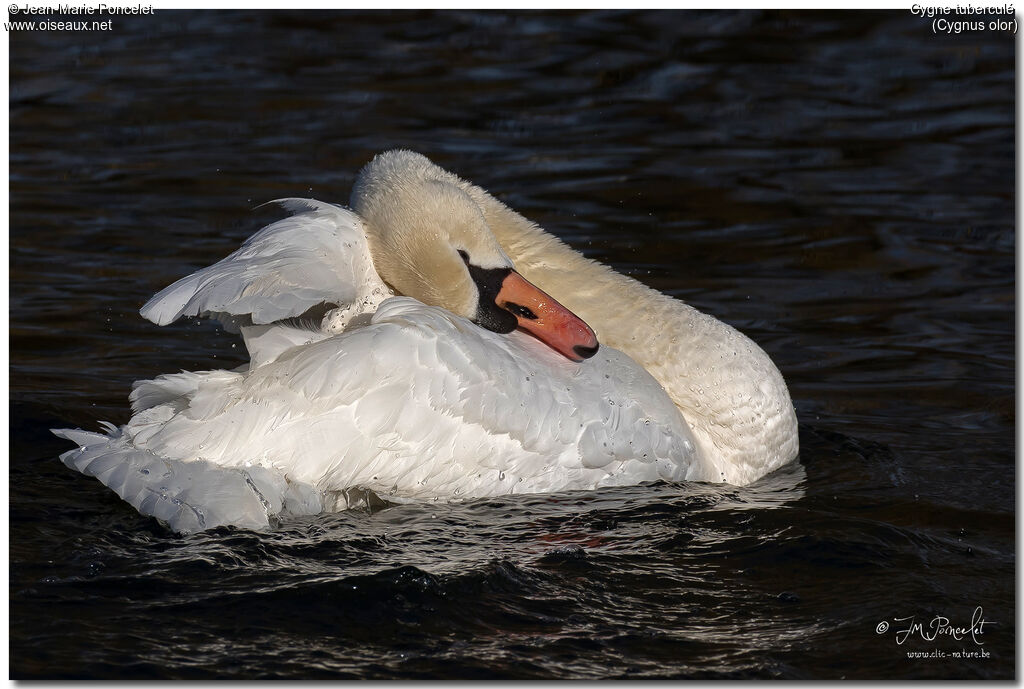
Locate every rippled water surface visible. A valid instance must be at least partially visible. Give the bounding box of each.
[10,10,1014,679]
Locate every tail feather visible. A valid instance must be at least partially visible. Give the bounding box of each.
[51,426,323,534]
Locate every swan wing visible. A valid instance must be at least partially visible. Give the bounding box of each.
[139,199,388,328]
[129,299,702,491]
[55,299,705,532]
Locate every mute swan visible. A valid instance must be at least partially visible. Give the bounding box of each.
[54,150,798,533]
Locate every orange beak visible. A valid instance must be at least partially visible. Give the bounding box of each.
[496,271,599,362]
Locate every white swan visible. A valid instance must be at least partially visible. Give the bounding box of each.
[54,150,798,533]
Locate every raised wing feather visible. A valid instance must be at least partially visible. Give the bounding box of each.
[140,199,383,327]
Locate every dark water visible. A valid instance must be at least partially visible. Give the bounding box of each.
[10,10,1014,679]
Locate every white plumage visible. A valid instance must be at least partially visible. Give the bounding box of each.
[54,151,799,533]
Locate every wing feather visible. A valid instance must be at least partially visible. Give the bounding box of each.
[140,199,384,328]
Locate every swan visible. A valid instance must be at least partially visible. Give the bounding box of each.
[53,150,799,533]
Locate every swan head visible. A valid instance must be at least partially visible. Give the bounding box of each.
[352,150,599,362]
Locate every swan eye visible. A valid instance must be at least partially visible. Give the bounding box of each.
[504,302,538,320]
[457,249,470,264]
